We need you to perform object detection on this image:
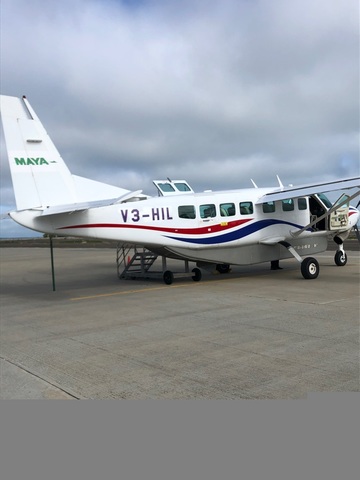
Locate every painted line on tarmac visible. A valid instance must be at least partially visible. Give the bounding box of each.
[68,273,257,301]
[69,282,198,301]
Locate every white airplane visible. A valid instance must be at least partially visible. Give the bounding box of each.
[1,95,359,284]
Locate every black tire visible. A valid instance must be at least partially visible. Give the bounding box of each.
[216,264,231,274]
[301,257,319,279]
[192,267,202,282]
[334,251,347,266]
[163,270,174,285]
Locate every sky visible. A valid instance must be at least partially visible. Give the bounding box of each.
[0,0,359,237]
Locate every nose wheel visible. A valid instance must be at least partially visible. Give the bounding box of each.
[334,250,347,266]
[334,236,347,267]
[333,238,348,266]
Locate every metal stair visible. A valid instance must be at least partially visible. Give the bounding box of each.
[116,244,202,284]
[117,245,159,279]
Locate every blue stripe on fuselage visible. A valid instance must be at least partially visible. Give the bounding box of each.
[164,219,305,245]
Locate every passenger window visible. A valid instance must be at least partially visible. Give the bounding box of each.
[200,204,216,218]
[178,205,196,219]
[298,198,307,210]
[263,202,275,213]
[282,199,294,211]
[240,202,253,215]
[220,203,236,217]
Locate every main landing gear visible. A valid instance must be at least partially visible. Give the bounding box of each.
[278,238,351,279]
[300,257,320,279]
[215,264,231,274]
[279,241,320,280]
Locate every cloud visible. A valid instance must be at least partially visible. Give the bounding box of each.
[1,0,359,236]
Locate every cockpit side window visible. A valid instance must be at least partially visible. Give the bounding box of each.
[317,193,332,209]
[298,198,307,210]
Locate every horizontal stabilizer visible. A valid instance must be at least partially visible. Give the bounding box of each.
[41,190,145,216]
[72,175,130,203]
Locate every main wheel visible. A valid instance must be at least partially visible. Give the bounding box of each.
[191,267,202,282]
[301,257,319,279]
[334,251,347,266]
[163,270,174,285]
[216,264,231,274]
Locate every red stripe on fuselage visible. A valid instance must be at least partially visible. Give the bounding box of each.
[57,218,252,235]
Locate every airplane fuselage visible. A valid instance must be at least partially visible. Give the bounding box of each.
[11,187,345,266]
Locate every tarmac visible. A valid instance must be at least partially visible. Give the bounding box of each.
[0,244,359,399]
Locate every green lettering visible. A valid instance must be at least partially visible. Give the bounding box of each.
[14,157,26,165]
[14,157,50,166]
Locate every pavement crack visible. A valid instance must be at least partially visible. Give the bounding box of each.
[0,356,81,399]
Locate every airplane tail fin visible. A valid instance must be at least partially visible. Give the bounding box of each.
[1,95,80,210]
[1,95,129,211]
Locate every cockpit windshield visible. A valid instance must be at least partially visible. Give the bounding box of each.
[317,193,333,209]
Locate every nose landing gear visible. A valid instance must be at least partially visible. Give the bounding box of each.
[334,250,348,266]
[333,237,348,266]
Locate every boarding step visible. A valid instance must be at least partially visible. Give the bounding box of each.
[116,244,202,284]
[117,245,159,279]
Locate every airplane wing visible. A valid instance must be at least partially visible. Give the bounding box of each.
[39,190,145,216]
[255,177,360,204]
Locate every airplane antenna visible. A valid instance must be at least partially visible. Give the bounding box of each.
[250,179,258,188]
[276,175,284,189]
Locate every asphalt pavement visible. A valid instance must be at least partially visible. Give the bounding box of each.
[1,246,359,399]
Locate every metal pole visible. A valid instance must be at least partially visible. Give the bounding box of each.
[50,236,56,291]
